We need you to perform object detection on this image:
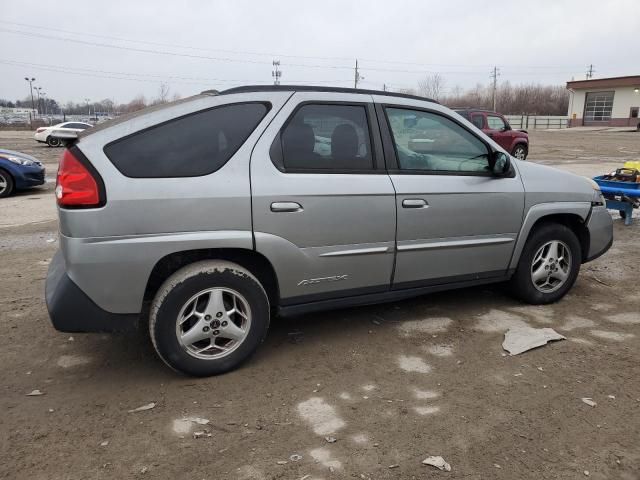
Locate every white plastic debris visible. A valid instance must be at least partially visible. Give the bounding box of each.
[184,416,209,425]
[128,402,156,413]
[502,327,565,355]
[193,431,211,439]
[325,436,337,443]
[422,456,451,471]
[607,395,616,400]
[581,398,597,407]
[289,454,303,462]
[26,389,44,396]
[100,440,109,447]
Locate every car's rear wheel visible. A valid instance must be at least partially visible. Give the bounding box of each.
[511,144,528,160]
[0,168,15,198]
[510,223,581,304]
[149,260,270,376]
[46,136,61,147]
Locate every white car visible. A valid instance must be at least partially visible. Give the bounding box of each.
[34,122,93,147]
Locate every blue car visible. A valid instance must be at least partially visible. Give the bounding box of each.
[0,148,46,198]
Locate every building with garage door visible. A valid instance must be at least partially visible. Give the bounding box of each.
[566,75,640,128]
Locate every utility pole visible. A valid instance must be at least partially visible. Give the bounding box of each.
[272,60,282,85]
[24,77,36,118]
[42,93,47,116]
[586,64,594,79]
[85,98,91,118]
[354,59,364,89]
[383,83,387,92]
[490,66,500,111]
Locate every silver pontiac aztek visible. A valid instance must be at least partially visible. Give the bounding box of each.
[46,85,613,376]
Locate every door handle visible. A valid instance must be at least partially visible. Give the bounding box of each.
[271,202,303,213]
[402,198,428,208]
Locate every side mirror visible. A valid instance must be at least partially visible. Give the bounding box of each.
[491,151,511,176]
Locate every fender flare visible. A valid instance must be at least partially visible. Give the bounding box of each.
[508,202,591,270]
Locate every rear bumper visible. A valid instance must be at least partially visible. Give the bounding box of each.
[585,206,614,262]
[45,250,139,333]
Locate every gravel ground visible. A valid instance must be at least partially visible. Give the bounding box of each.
[1,129,639,480]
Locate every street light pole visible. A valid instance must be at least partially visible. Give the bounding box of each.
[35,86,42,115]
[24,77,36,125]
[42,93,47,116]
[85,98,91,118]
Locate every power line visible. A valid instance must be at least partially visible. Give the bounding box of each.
[0,28,589,77]
[0,59,348,87]
[2,20,594,71]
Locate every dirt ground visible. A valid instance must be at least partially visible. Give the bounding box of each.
[1,129,639,480]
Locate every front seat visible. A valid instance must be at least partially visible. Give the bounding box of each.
[330,124,368,169]
[282,123,320,169]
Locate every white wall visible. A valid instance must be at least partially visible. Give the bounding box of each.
[568,86,640,119]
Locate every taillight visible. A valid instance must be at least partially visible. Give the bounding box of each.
[36,127,46,133]
[56,148,103,208]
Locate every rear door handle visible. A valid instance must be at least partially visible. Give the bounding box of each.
[402,198,428,208]
[271,202,303,213]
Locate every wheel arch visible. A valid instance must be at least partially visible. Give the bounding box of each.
[143,248,280,309]
[509,203,592,269]
[0,166,15,195]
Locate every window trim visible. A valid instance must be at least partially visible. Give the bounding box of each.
[103,101,271,179]
[377,104,501,177]
[269,101,384,175]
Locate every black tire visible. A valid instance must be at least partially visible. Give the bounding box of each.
[149,260,270,376]
[46,136,61,147]
[619,210,627,219]
[511,144,528,160]
[510,223,581,304]
[0,168,15,198]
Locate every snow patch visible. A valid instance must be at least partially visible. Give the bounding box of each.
[475,309,529,333]
[297,397,346,436]
[414,406,440,415]
[589,330,635,341]
[424,344,454,357]
[57,355,91,368]
[398,317,452,336]
[606,312,640,325]
[397,355,431,374]
[560,315,596,331]
[309,447,342,470]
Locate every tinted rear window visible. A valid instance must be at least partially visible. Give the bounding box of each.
[104,102,269,178]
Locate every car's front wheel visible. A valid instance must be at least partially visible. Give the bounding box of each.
[511,144,528,160]
[510,223,581,304]
[149,260,270,376]
[0,168,15,198]
[46,136,61,147]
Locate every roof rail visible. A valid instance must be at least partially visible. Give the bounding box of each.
[201,85,438,104]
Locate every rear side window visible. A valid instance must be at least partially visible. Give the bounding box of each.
[470,114,485,129]
[104,102,269,178]
[279,104,373,171]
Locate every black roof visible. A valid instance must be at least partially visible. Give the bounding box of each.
[202,85,438,104]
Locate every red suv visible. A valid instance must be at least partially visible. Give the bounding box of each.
[454,108,529,160]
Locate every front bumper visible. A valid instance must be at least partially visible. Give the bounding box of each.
[585,206,613,262]
[45,250,139,333]
[15,167,45,188]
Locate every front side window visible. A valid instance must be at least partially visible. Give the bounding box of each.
[280,104,373,171]
[385,107,490,173]
[487,115,506,130]
[584,91,614,121]
[104,102,268,178]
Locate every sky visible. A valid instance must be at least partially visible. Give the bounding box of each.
[1,0,638,104]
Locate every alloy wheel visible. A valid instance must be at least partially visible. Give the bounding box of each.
[530,240,571,293]
[175,287,252,360]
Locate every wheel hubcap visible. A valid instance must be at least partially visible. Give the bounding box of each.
[176,287,251,360]
[530,240,571,293]
[514,147,526,159]
[0,174,6,194]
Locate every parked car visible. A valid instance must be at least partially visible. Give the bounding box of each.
[0,148,45,197]
[454,108,529,160]
[45,86,613,376]
[34,122,93,147]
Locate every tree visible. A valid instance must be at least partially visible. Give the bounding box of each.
[417,73,446,101]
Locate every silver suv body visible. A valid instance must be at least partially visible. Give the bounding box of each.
[46,86,613,375]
